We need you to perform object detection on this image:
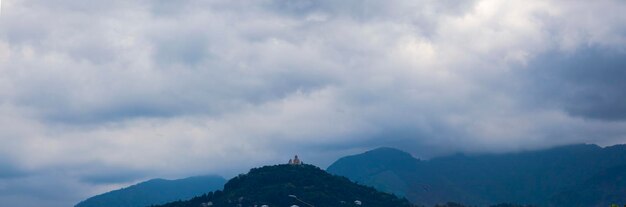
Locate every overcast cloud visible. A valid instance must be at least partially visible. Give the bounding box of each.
[1,0,626,206]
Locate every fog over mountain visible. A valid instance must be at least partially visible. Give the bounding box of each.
[1,0,626,206]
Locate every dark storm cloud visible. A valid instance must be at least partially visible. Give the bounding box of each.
[522,47,626,121]
[0,159,27,179]
[152,31,211,66]
[263,0,478,38]
[1,0,337,124]
[44,103,179,124]
[266,0,477,20]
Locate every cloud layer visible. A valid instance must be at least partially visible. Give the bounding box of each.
[1,0,626,206]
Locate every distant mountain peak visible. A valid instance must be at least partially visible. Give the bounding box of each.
[354,147,419,162]
[75,175,226,207]
[326,147,421,194]
[366,147,414,155]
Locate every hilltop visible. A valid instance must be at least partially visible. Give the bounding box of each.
[155,164,413,207]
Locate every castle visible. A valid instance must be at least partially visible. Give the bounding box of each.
[288,155,302,165]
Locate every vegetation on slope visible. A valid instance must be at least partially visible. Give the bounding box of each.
[328,144,626,206]
[156,164,413,207]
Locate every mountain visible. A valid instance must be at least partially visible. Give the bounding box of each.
[549,164,626,207]
[76,175,226,207]
[326,147,420,197]
[155,164,413,207]
[327,144,626,206]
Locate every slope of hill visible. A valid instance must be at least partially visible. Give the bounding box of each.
[549,164,626,207]
[327,147,421,197]
[75,175,226,207]
[155,164,413,207]
[327,144,626,206]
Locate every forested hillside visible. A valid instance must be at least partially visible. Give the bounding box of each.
[328,144,626,206]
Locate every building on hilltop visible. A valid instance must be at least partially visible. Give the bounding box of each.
[288,155,302,165]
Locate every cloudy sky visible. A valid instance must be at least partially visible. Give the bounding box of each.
[1,0,626,206]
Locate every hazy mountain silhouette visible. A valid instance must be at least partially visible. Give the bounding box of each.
[327,144,626,206]
[75,175,226,207]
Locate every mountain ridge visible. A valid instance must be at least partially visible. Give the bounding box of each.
[75,175,226,207]
[327,143,626,206]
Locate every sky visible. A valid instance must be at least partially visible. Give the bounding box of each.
[0,0,626,206]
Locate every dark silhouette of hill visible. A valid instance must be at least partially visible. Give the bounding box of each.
[327,144,626,206]
[75,175,226,207]
[155,164,413,207]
